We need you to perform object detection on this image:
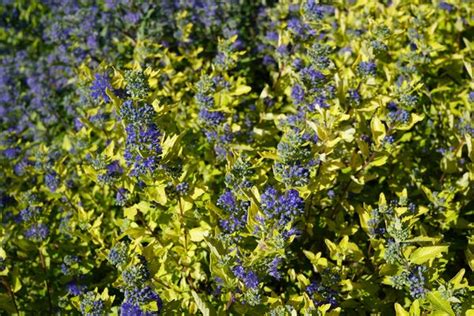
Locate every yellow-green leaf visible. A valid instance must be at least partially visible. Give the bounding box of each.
[427,291,455,316]
[409,246,449,264]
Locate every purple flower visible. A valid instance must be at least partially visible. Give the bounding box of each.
[358,61,377,76]
[268,256,282,280]
[261,187,304,226]
[439,2,454,11]
[90,73,111,103]
[25,223,49,242]
[291,84,305,105]
[66,281,85,296]
[199,109,225,126]
[2,147,20,159]
[45,171,60,192]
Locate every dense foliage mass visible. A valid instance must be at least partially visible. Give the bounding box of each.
[0,0,473,315]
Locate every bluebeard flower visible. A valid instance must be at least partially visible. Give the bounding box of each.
[268,256,282,280]
[263,55,276,66]
[122,263,150,289]
[261,187,304,226]
[308,43,332,69]
[232,265,259,289]
[399,94,417,107]
[291,84,305,105]
[407,265,427,298]
[116,188,129,206]
[292,58,304,70]
[108,242,128,267]
[358,61,377,77]
[306,281,339,308]
[45,171,60,192]
[120,101,155,125]
[2,147,20,159]
[199,109,226,127]
[125,70,150,99]
[300,67,326,87]
[217,190,237,212]
[469,91,474,102]
[66,281,85,296]
[347,89,361,106]
[265,31,279,42]
[20,207,41,222]
[80,291,105,316]
[304,0,334,20]
[175,182,189,195]
[25,223,49,242]
[327,190,335,199]
[275,163,310,187]
[276,45,289,56]
[384,135,395,144]
[439,2,454,11]
[90,73,111,103]
[371,40,388,55]
[122,286,162,314]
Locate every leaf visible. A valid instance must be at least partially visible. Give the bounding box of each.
[189,222,210,242]
[409,246,449,264]
[370,116,386,147]
[427,291,455,316]
[0,294,17,314]
[394,303,409,316]
[191,291,215,316]
[409,300,420,316]
[231,85,252,96]
[124,201,152,219]
[340,127,356,142]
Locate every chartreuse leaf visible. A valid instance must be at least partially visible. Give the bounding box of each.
[370,116,386,147]
[409,246,449,264]
[394,303,409,316]
[191,291,216,316]
[426,292,455,316]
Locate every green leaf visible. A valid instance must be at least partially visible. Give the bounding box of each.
[0,294,17,314]
[370,116,386,147]
[394,303,409,316]
[427,291,455,316]
[124,201,152,219]
[231,85,251,96]
[409,246,449,264]
[189,222,210,242]
[409,299,420,316]
[191,291,215,316]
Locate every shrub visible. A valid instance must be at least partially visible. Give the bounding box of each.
[0,0,473,314]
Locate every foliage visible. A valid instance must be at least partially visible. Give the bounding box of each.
[0,0,473,315]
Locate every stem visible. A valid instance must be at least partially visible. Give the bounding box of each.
[178,197,188,252]
[1,277,19,314]
[38,249,53,314]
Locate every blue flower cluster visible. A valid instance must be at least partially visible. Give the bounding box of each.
[260,187,304,227]
[120,101,162,176]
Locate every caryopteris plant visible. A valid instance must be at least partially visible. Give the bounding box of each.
[0,0,473,314]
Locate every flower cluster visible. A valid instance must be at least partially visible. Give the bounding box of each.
[0,0,472,315]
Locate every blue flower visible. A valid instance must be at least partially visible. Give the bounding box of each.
[439,2,454,11]
[261,187,304,226]
[90,73,111,103]
[175,182,189,195]
[358,61,377,77]
[66,281,85,296]
[25,223,49,242]
[232,265,259,289]
[45,171,60,192]
[268,256,282,280]
[291,84,305,105]
[199,109,226,127]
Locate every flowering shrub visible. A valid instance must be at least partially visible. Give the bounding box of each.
[0,0,473,315]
